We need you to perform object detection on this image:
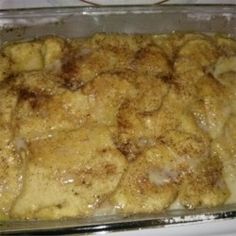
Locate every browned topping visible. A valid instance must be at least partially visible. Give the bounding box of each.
[0,33,235,220]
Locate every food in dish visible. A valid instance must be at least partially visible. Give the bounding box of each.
[0,33,235,220]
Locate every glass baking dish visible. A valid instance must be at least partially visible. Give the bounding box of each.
[0,4,236,235]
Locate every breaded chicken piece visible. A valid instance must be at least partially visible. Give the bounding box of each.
[173,37,219,100]
[0,87,23,219]
[211,115,236,203]
[117,101,158,159]
[152,33,210,60]
[3,36,66,73]
[12,70,94,137]
[131,45,172,78]
[173,38,232,139]
[212,56,236,110]
[124,73,170,112]
[112,146,178,214]
[173,57,206,99]
[160,130,221,209]
[116,87,205,160]
[173,36,219,95]
[3,41,43,72]
[113,128,227,213]
[212,115,236,169]
[14,71,137,140]
[11,124,127,219]
[179,156,229,209]
[82,71,137,127]
[116,76,169,159]
[15,88,90,140]
[159,130,210,172]
[191,77,231,139]
[12,71,92,140]
[62,33,140,89]
[178,38,219,68]
[62,47,134,89]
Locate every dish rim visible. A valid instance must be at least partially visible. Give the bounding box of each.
[0,4,236,234]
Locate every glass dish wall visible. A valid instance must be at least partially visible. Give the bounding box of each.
[0,5,235,235]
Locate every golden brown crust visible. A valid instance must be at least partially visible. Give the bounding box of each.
[0,33,235,219]
[0,87,23,219]
[179,156,230,209]
[112,146,178,214]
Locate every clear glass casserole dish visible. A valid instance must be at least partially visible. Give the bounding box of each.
[0,4,236,235]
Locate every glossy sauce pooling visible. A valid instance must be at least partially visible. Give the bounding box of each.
[0,33,236,220]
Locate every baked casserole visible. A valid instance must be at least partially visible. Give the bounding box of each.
[0,33,235,220]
